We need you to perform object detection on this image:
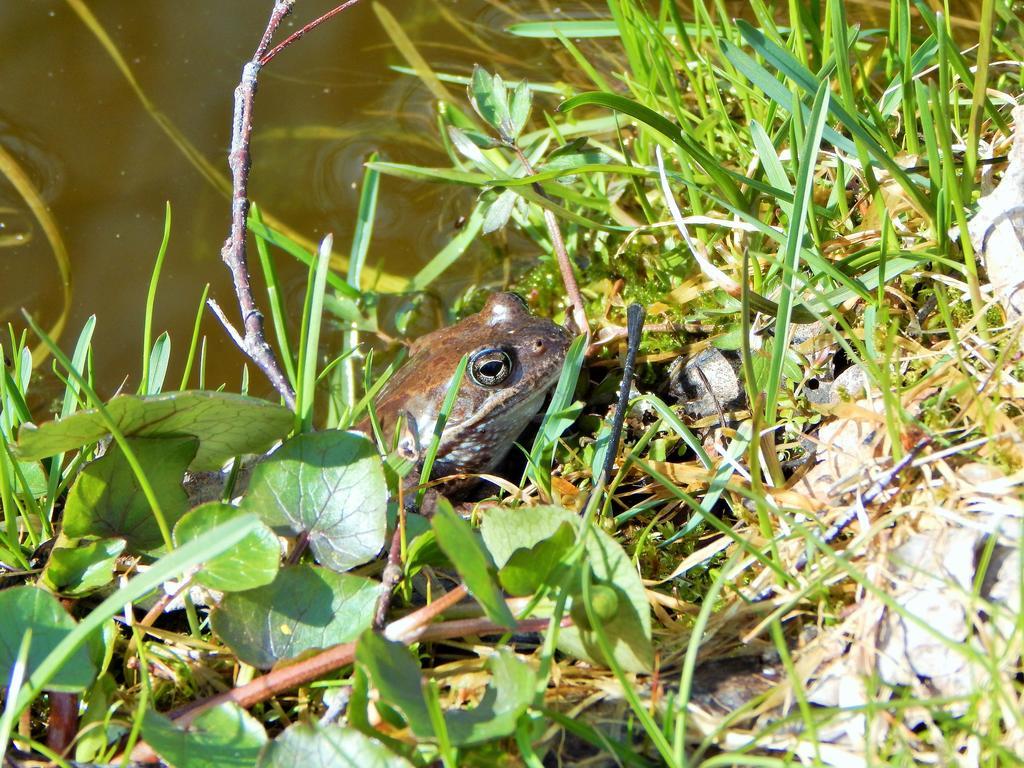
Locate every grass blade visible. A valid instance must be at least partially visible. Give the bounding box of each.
[295,235,334,431]
[140,203,172,395]
[559,92,746,207]
[416,355,469,507]
[764,80,830,425]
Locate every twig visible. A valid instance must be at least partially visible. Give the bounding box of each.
[218,0,297,408]
[752,436,933,602]
[126,585,563,762]
[599,304,646,494]
[259,0,363,65]
[219,1,365,409]
[206,298,245,350]
[373,513,406,629]
[510,146,589,336]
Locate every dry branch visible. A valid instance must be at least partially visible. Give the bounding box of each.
[214,0,365,408]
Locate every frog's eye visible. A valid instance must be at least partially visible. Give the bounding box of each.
[469,348,514,387]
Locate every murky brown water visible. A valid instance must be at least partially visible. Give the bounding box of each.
[0,1,983,408]
[0,0,569,405]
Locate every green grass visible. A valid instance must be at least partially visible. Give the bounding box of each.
[1,0,1022,765]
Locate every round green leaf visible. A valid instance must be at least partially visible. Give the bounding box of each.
[143,703,267,768]
[63,436,196,553]
[15,391,293,471]
[173,503,280,592]
[257,722,413,768]
[41,537,126,596]
[212,565,382,669]
[0,586,96,692]
[480,506,653,673]
[240,431,386,572]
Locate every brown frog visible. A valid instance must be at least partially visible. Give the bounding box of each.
[364,292,572,489]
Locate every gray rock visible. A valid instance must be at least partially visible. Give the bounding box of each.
[668,347,745,419]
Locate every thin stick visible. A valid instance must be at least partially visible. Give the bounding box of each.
[218,1,368,408]
[260,0,363,66]
[126,585,565,761]
[752,436,932,602]
[373,520,405,629]
[511,147,589,336]
[600,303,646,492]
[218,0,297,408]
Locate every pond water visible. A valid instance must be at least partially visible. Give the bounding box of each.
[0,0,568,405]
[0,1,981,408]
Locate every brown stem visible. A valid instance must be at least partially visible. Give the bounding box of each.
[128,583,527,761]
[218,1,367,407]
[260,0,364,66]
[373,514,406,629]
[218,1,299,408]
[163,607,551,734]
[177,585,465,722]
[511,146,589,336]
[45,693,78,756]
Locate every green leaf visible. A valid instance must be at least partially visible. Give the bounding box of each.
[212,565,381,669]
[365,161,489,186]
[764,79,830,425]
[481,506,652,672]
[508,80,532,139]
[146,331,171,395]
[444,650,536,745]
[481,188,518,234]
[446,126,487,165]
[355,632,535,747]
[240,431,386,572]
[355,630,433,738]
[41,537,126,596]
[0,586,96,692]
[540,148,611,174]
[498,521,575,596]
[14,460,47,498]
[404,527,447,578]
[75,673,116,762]
[506,19,716,38]
[432,499,516,630]
[15,391,293,471]
[257,722,413,768]
[63,436,196,552]
[173,503,280,592]
[142,703,267,768]
[469,66,512,139]
[12,515,264,722]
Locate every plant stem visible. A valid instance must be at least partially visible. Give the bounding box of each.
[216,0,297,408]
[511,146,590,336]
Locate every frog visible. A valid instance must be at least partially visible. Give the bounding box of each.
[363,292,572,492]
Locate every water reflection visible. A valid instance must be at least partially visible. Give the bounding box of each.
[0,0,555,408]
[0,0,982,410]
